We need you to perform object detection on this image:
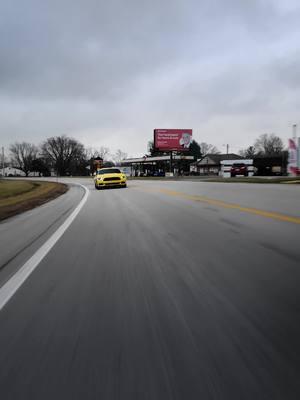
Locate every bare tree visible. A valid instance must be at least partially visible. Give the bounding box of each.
[113,149,127,165]
[42,135,85,176]
[200,142,219,157]
[84,146,110,161]
[9,142,38,176]
[98,146,110,160]
[254,134,284,155]
[84,147,98,160]
[1,153,10,168]
[238,146,256,158]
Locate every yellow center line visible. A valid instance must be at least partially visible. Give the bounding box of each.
[156,188,300,225]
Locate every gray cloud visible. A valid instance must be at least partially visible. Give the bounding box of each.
[0,0,300,154]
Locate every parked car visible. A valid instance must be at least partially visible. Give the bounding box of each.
[230,163,248,177]
[153,171,165,177]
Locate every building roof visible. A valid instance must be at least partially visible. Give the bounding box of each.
[121,155,194,164]
[196,153,242,166]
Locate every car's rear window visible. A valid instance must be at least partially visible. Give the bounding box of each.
[97,168,121,174]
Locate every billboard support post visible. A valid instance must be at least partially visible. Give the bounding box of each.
[170,151,173,174]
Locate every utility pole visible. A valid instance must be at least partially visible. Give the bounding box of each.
[223,144,229,154]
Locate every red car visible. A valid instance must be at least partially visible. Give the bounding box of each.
[231,163,248,177]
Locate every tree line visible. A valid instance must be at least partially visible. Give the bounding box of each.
[7,136,127,177]
[239,134,285,158]
[148,133,285,161]
[6,132,286,177]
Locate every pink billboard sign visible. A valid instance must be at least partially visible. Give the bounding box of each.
[288,138,298,176]
[154,129,193,151]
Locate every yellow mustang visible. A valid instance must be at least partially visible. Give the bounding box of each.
[94,168,127,189]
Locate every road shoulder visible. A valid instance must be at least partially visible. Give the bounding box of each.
[0,183,85,289]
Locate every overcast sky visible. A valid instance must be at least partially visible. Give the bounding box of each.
[1,0,300,157]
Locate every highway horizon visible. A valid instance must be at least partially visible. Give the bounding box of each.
[0,178,300,399]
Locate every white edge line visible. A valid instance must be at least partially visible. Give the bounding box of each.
[0,183,89,311]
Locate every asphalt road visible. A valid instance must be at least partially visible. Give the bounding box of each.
[0,178,300,399]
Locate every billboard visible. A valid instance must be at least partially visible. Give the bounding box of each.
[288,138,298,176]
[154,129,192,151]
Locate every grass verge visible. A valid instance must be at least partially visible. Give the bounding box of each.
[128,176,300,183]
[205,177,300,184]
[0,180,68,221]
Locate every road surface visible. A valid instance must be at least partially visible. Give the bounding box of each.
[0,178,300,399]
